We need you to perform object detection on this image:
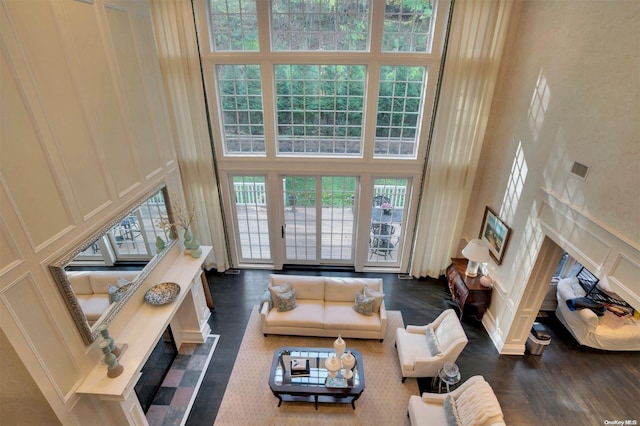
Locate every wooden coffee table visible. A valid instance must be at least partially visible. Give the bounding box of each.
[268,346,365,410]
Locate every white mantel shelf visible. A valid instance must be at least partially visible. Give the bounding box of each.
[76,246,212,399]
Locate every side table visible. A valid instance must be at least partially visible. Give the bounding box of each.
[431,362,461,393]
[446,258,492,320]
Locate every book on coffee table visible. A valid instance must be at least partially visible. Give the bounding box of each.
[290,358,310,376]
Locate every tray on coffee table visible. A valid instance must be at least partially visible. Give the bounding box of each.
[268,346,365,410]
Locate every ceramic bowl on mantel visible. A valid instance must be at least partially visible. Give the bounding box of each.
[144,282,181,306]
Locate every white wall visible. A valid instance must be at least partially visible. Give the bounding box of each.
[0,0,182,423]
[462,1,640,352]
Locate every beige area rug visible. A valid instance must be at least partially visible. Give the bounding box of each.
[214,309,418,426]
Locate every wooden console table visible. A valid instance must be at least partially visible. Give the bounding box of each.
[446,258,492,320]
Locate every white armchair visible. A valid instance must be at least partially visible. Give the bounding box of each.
[395,309,468,382]
[408,375,506,426]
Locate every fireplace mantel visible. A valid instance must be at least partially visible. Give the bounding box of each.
[76,246,212,401]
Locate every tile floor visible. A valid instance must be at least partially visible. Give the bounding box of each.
[146,334,219,426]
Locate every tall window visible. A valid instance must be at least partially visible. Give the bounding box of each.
[199,0,446,160]
[195,0,450,269]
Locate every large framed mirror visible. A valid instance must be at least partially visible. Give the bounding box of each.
[49,184,177,345]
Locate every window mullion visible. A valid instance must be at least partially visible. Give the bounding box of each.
[261,63,277,158]
[369,0,386,53]
[255,0,272,53]
[255,0,276,157]
[363,63,380,159]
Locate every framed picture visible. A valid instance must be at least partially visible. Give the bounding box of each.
[479,207,511,265]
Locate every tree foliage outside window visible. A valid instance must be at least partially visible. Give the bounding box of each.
[275,65,365,154]
[383,0,434,52]
[271,0,370,51]
[218,65,265,153]
[208,0,258,51]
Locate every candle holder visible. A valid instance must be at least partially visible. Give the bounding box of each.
[96,323,126,358]
[98,340,124,378]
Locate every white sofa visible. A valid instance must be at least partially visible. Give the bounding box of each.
[67,270,139,324]
[260,274,387,340]
[556,277,640,351]
[408,375,506,426]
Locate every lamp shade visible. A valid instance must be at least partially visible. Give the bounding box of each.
[462,239,490,263]
[461,239,490,277]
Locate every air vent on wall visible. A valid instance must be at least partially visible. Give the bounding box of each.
[570,161,590,180]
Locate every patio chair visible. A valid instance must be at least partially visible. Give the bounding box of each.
[369,223,397,259]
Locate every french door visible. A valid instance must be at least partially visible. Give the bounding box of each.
[282,176,356,265]
[228,174,411,269]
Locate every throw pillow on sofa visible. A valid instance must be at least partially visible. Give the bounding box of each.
[107,282,132,304]
[363,284,385,313]
[275,289,297,312]
[353,292,375,316]
[269,282,292,304]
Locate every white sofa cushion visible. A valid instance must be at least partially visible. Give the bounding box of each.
[264,299,325,328]
[325,277,368,302]
[324,302,382,331]
[67,272,93,295]
[396,328,432,371]
[270,275,325,300]
[76,295,111,322]
[434,312,465,350]
[291,280,326,300]
[88,271,137,294]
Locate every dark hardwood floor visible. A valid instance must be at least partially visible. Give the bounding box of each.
[185,269,640,425]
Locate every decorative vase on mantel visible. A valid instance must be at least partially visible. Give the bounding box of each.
[155,236,166,254]
[183,228,193,255]
[190,238,202,258]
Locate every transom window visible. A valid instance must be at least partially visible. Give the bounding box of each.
[199,0,445,160]
[275,64,366,155]
[272,0,371,51]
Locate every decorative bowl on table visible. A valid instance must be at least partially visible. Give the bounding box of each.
[144,282,181,306]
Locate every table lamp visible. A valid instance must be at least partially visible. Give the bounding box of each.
[461,239,490,277]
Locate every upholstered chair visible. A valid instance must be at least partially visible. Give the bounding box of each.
[407,375,506,426]
[395,309,468,382]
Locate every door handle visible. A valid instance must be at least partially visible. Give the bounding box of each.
[281,225,285,238]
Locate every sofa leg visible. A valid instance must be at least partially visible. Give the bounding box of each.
[402,377,406,383]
